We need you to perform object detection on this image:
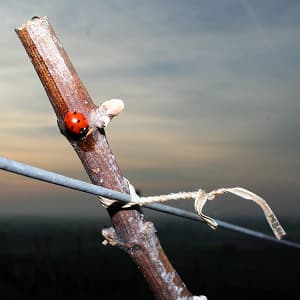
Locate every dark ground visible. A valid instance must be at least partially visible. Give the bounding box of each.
[0,215,299,300]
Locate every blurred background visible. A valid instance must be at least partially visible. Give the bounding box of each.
[0,1,299,299]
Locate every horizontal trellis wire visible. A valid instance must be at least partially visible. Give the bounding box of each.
[0,156,300,250]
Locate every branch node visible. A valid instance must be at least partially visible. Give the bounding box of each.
[101,227,119,247]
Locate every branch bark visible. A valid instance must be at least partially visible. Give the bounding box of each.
[15,16,193,299]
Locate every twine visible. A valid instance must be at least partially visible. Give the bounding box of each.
[99,179,286,240]
[96,101,286,240]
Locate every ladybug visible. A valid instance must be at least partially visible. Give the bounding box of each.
[64,111,89,137]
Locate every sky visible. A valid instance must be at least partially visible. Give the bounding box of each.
[0,0,299,221]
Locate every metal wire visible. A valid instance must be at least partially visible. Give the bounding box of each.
[1,156,300,250]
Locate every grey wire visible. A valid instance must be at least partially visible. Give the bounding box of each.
[0,156,300,250]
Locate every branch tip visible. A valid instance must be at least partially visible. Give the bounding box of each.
[15,15,47,32]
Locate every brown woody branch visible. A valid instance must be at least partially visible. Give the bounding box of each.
[15,16,194,299]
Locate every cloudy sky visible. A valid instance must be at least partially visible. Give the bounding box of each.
[0,0,299,221]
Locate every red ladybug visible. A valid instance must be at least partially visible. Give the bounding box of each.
[64,111,89,137]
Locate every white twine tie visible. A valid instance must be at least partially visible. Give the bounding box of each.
[96,99,286,240]
[99,179,286,240]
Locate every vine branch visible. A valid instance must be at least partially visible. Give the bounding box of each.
[15,16,194,299]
